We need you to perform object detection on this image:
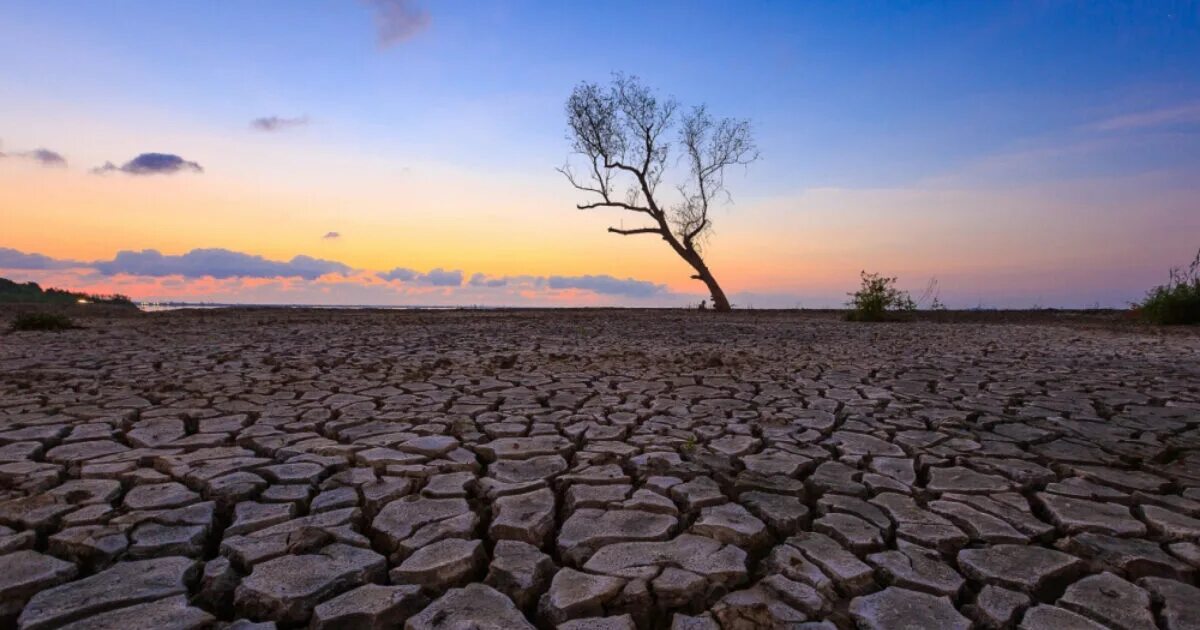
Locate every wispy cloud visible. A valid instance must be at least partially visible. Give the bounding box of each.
[364,0,430,48]
[548,274,668,298]
[0,142,67,167]
[323,231,341,239]
[1,247,690,305]
[0,247,84,270]
[378,267,418,282]
[19,148,67,167]
[92,153,204,176]
[251,115,310,132]
[1093,102,1200,132]
[469,273,508,288]
[423,268,463,286]
[93,248,351,280]
[378,266,463,286]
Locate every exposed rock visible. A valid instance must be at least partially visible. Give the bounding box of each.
[1057,572,1155,630]
[0,550,77,619]
[128,521,207,558]
[558,509,676,564]
[690,502,769,549]
[18,557,197,630]
[970,585,1030,629]
[1057,532,1194,580]
[196,556,239,611]
[957,545,1084,596]
[228,501,297,536]
[927,466,1012,494]
[1036,493,1147,537]
[406,583,534,629]
[557,614,637,629]
[867,547,964,597]
[1138,504,1200,541]
[477,436,573,462]
[397,435,460,458]
[371,496,477,560]
[6,307,1200,630]
[849,587,971,630]
[491,487,556,546]
[711,583,809,627]
[740,491,809,535]
[813,512,885,553]
[669,613,720,629]
[1137,577,1200,630]
[1018,604,1108,629]
[56,595,214,630]
[389,538,485,591]
[310,584,428,630]
[785,532,874,595]
[234,543,386,625]
[539,567,626,625]
[486,540,557,609]
[927,500,1029,544]
[47,526,128,569]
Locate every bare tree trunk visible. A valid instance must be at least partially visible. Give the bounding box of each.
[699,269,731,312]
[684,250,731,312]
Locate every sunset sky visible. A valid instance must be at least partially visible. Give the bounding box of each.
[2,1,1198,307]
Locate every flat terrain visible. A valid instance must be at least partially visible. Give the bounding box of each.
[1,308,1198,629]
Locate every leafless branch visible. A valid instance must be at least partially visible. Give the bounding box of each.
[560,75,759,311]
[607,226,663,236]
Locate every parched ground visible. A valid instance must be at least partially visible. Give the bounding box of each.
[0,308,1198,629]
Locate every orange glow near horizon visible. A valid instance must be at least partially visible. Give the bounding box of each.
[3,140,1197,307]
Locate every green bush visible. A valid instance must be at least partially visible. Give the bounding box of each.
[1140,249,1200,325]
[847,271,916,322]
[10,312,77,332]
[0,277,134,307]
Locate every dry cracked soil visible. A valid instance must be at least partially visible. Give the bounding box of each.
[0,308,1198,629]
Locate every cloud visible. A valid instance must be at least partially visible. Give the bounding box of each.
[378,266,463,286]
[547,274,668,298]
[423,268,463,286]
[93,248,351,280]
[365,0,430,47]
[469,273,508,288]
[323,231,341,239]
[18,148,67,167]
[387,271,665,296]
[378,267,419,282]
[92,153,203,175]
[251,116,309,132]
[1093,102,1200,132]
[0,247,85,270]
[0,143,66,166]
[4,246,690,305]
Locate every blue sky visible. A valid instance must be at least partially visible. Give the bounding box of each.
[2,1,1198,307]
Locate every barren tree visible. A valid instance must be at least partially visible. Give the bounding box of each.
[559,75,758,312]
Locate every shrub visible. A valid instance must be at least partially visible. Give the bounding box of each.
[1140,249,1200,325]
[847,271,916,322]
[10,312,77,332]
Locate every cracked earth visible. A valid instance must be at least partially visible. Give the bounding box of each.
[1,309,1199,629]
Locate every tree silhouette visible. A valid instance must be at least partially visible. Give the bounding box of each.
[560,75,758,311]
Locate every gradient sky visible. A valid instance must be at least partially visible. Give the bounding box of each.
[2,1,1198,307]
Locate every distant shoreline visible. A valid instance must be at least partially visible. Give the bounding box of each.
[134,302,1135,314]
